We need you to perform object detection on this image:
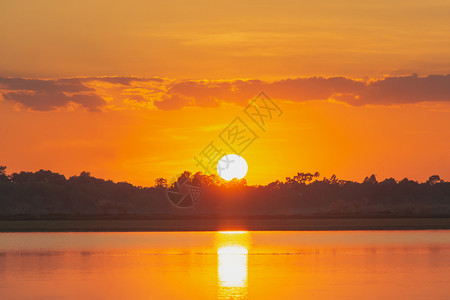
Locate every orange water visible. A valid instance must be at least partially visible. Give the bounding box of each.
[1,231,449,299]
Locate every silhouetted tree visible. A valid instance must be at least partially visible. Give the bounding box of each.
[330,174,338,184]
[11,170,66,184]
[155,177,168,188]
[381,178,397,185]
[0,168,449,218]
[267,180,282,190]
[286,172,320,186]
[427,175,442,185]
[0,165,8,182]
[363,174,378,184]
[293,172,320,184]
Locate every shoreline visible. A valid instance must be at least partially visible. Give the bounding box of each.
[0,218,449,232]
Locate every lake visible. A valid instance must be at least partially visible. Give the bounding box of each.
[1,230,449,299]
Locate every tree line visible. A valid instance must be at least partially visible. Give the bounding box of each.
[0,166,449,218]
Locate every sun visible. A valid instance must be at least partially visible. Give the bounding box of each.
[217,154,248,181]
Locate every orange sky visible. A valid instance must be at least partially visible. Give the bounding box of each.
[0,0,449,186]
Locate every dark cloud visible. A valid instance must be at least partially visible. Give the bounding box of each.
[67,94,107,112]
[0,77,93,93]
[160,75,450,109]
[0,77,106,111]
[1,75,449,112]
[268,77,365,102]
[2,91,106,112]
[158,77,365,109]
[334,74,450,105]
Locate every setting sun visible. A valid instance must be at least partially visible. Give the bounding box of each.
[1,0,450,299]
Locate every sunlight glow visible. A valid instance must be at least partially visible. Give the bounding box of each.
[216,231,250,299]
[218,246,248,287]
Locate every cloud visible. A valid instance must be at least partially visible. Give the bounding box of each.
[334,74,450,105]
[0,77,94,93]
[154,77,363,109]
[268,77,365,102]
[154,94,192,111]
[158,75,450,109]
[0,76,165,111]
[2,91,106,112]
[0,77,111,111]
[75,76,164,85]
[1,74,449,112]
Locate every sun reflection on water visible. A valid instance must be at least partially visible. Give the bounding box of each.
[216,231,250,300]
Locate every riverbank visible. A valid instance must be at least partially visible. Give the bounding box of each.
[0,217,449,232]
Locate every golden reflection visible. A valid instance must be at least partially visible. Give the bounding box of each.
[218,246,248,287]
[216,231,250,300]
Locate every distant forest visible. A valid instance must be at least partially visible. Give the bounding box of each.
[0,165,449,219]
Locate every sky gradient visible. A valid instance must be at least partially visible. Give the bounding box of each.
[1,0,449,185]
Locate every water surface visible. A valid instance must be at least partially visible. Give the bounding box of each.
[1,230,449,299]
